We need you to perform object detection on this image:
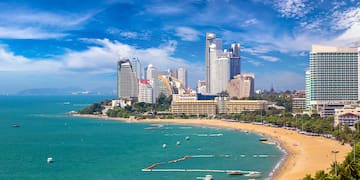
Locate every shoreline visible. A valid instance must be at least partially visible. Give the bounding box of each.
[72,114,351,180]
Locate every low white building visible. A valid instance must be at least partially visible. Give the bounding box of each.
[334,105,360,130]
[111,99,132,108]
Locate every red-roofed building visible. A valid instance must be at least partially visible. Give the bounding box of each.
[138,79,153,104]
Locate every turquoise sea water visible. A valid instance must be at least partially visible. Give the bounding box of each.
[0,96,283,180]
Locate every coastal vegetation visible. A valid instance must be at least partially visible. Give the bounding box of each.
[78,102,105,115]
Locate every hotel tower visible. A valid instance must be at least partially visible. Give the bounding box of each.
[117,59,139,98]
[306,45,360,113]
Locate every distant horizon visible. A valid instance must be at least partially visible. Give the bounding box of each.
[0,0,359,93]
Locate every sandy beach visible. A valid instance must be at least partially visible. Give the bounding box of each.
[73,114,351,180]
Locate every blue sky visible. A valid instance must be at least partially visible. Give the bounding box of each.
[0,0,359,94]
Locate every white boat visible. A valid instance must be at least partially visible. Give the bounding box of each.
[227,170,242,175]
[204,175,213,180]
[185,136,190,140]
[162,144,167,148]
[245,171,261,177]
[176,141,181,145]
[196,175,213,180]
[47,157,54,163]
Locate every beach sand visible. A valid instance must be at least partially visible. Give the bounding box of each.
[73,114,351,180]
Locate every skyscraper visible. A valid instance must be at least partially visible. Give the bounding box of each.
[205,32,241,94]
[146,64,159,102]
[130,57,141,79]
[306,45,360,110]
[205,32,217,93]
[117,59,138,98]
[177,68,187,88]
[210,56,230,94]
[229,43,241,79]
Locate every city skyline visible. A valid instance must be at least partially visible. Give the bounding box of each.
[0,0,359,94]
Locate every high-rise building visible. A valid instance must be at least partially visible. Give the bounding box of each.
[229,43,241,79]
[197,80,206,94]
[130,58,141,79]
[146,64,159,102]
[177,68,187,88]
[138,79,153,104]
[211,56,230,94]
[305,70,311,109]
[306,45,360,111]
[205,32,241,94]
[227,74,255,99]
[205,32,217,93]
[117,59,138,98]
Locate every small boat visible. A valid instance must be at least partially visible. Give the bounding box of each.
[227,170,242,175]
[204,175,213,180]
[245,171,261,177]
[185,136,190,141]
[176,141,181,146]
[47,157,54,163]
[162,144,167,148]
[12,124,20,128]
[259,138,268,141]
[196,175,213,180]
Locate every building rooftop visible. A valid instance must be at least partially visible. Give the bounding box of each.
[311,44,358,53]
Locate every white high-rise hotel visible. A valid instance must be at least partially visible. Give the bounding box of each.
[205,32,241,94]
[306,45,360,110]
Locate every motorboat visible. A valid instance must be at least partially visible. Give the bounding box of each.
[245,171,261,177]
[47,157,54,163]
[227,170,242,175]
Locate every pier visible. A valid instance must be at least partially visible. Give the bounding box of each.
[142,154,260,175]
[142,168,259,174]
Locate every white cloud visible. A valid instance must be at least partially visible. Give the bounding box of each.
[247,59,262,66]
[327,7,360,46]
[273,0,308,18]
[0,46,62,72]
[174,27,200,41]
[0,38,205,89]
[119,32,138,39]
[145,4,184,15]
[0,7,94,39]
[259,55,280,62]
[332,7,360,30]
[106,27,150,40]
[244,18,258,26]
[0,38,200,78]
[0,27,67,39]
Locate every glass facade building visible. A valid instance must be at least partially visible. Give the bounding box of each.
[117,59,139,98]
[307,45,360,109]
